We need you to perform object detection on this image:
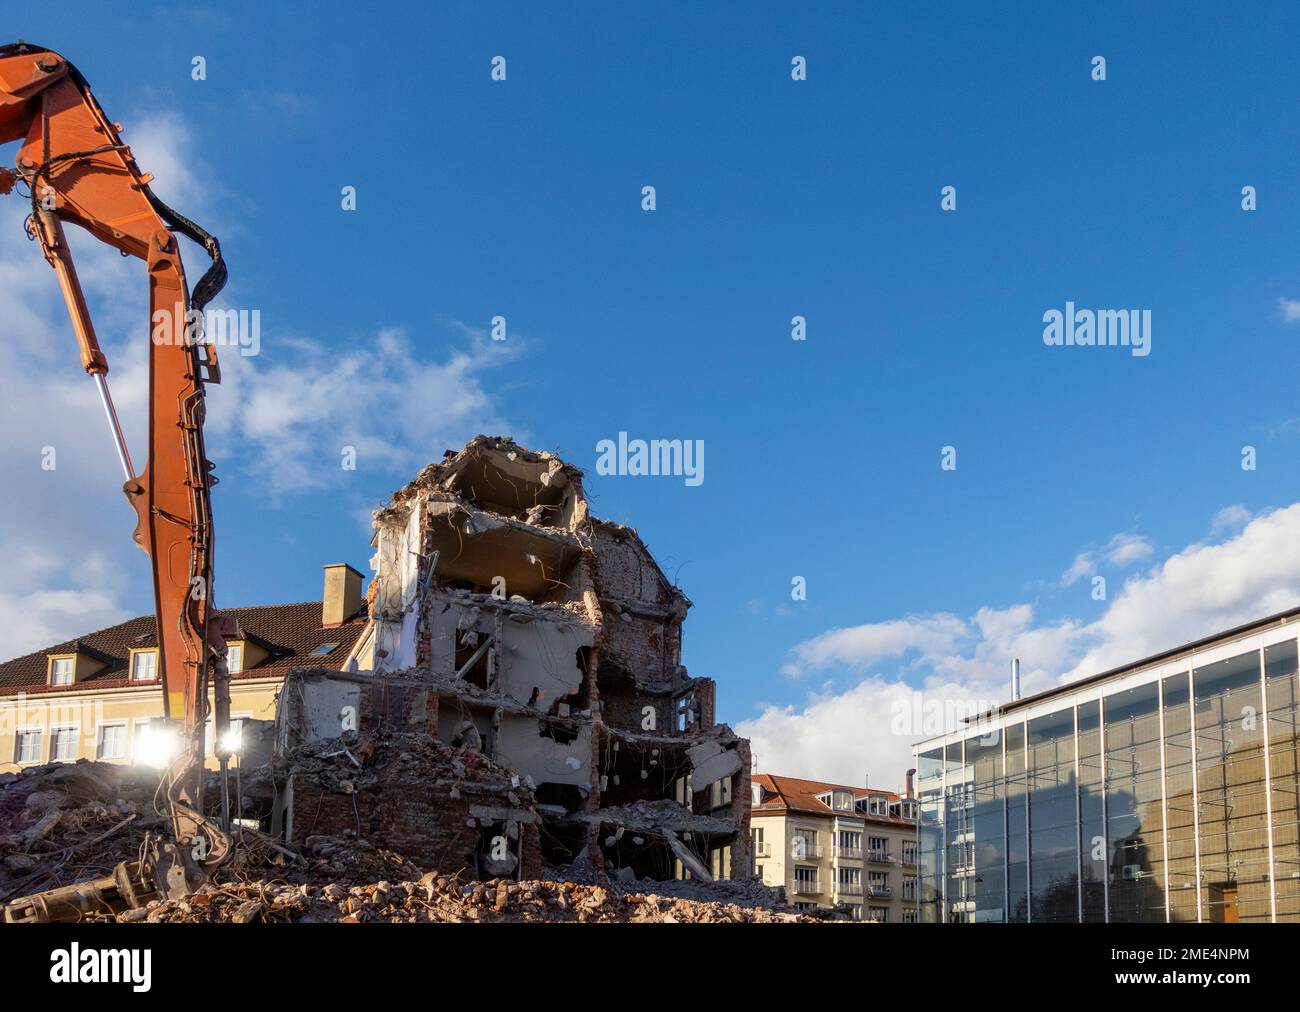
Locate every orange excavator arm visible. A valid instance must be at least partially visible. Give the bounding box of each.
[0,42,232,920]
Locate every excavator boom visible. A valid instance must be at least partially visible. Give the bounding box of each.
[0,42,231,921]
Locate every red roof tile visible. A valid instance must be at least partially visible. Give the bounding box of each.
[752,773,915,827]
[0,603,366,694]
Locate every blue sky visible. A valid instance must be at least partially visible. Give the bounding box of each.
[5,2,1300,787]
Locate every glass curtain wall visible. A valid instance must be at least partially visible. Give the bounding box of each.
[944,740,969,922]
[1005,722,1029,922]
[1163,671,1198,921]
[1193,649,1271,923]
[1266,640,1300,921]
[1103,682,1166,921]
[917,747,944,922]
[966,729,1006,922]
[1028,710,1078,921]
[1077,699,1105,920]
[914,635,1300,924]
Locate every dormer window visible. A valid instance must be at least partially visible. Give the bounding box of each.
[50,656,74,686]
[227,643,244,674]
[47,648,107,686]
[130,650,158,682]
[868,795,888,816]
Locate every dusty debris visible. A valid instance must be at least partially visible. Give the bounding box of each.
[0,761,164,903]
[1,757,820,923]
[115,874,821,924]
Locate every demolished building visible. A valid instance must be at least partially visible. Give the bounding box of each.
[272,437,752,886]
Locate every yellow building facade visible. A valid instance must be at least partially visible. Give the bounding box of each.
[751,773,921,922]
[0,566,370,775]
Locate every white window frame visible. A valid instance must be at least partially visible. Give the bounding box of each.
[130,649,158,682]
[226,642,244,675]
[97,722,128,760]
[50,656,74,686]
[15,728,44,765]
[49,724,79,762]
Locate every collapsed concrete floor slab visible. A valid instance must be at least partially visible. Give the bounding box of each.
[270,436,753,887]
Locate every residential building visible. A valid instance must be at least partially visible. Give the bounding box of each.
[915,606,1300,923]
[0,564,370,774]
[750,773,920,921]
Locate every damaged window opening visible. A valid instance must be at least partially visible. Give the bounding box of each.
[533,783,586,815]
[538,720,578,746]
[454,634,492,690]
[539,820,587,868]
[476,823,521,879]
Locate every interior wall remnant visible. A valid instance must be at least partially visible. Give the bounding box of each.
[371,502,425,673]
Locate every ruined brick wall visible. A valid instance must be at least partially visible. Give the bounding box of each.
[289,777,477,872]
[358,676,440,733]
[729,738,753,875]
[694,678,716,730]
[590,525,677,607]
[598,610,679,687]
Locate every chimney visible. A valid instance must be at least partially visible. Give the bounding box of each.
[322,564,364,627]
[1011,657,1022,702]
[905,768,916,799]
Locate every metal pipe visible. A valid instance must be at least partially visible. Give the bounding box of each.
[91,372,134,480]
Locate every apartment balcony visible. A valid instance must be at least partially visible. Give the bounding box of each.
[794,843,824,859]
[837,883,863,896]
[835,847,863,860]
[900,853,919,867]
[867,851,895,865]
[793,878,822,896]
[869,884,892,898]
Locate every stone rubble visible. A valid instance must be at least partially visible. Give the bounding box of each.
[2,759,832,924]
[119,875,819,924]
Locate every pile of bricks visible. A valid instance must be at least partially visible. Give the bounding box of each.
[115,874,821,923]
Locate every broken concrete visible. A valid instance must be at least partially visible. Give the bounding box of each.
[276,436,753,887]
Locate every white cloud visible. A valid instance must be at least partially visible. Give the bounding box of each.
[206,326,518,500]
[0,110,518,661]
[1279,298,1300,324]
[0,551,131,659]
[781,613,966,677]
[1103,532,1153,566]
[1060,531,1153,586]
[1209,504,1253,537]
[741,504,1300,785]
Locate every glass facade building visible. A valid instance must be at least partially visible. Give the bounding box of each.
[914,609,1300,923]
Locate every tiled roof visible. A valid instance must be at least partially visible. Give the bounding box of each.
[752,773,915,827]
[0,602,367,694]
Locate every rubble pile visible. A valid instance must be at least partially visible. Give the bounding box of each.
[2,758,819,924]
[0,762,163,902]
[279,730,529,800]
[224,832,424,887]
[119,875,820,924]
